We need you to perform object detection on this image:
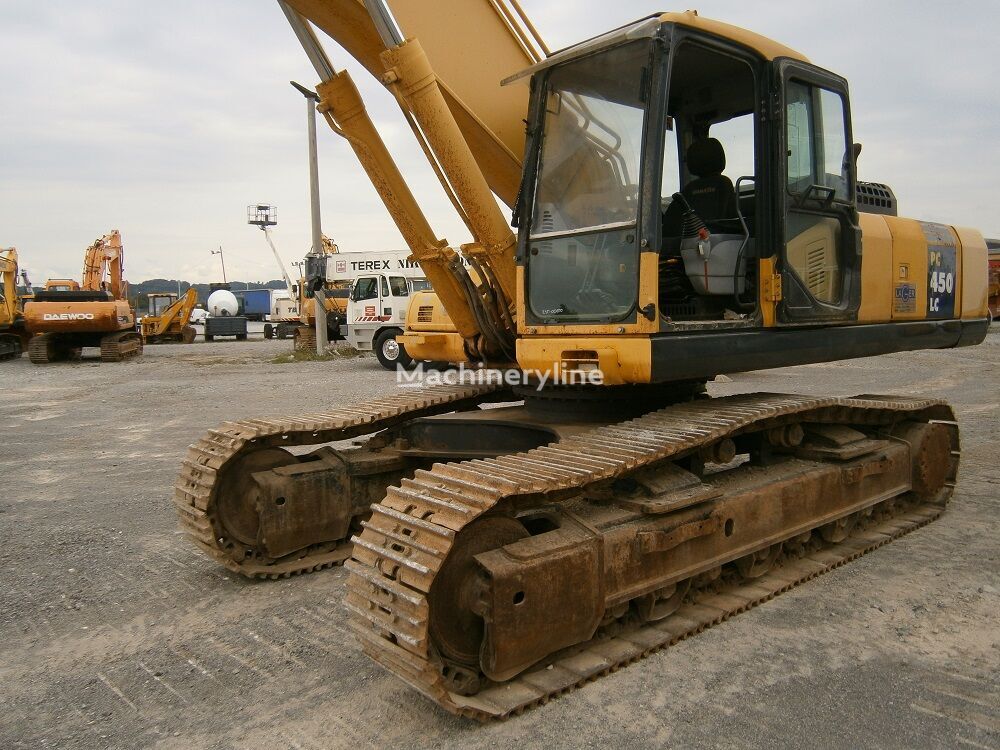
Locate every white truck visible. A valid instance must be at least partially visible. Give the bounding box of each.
[325,250,431,369]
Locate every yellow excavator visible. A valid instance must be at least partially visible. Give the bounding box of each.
[24,230,142,363]
[139,288,198,344]
[291,235,350,350]
[0,247,31,360]
[173,2,989,718]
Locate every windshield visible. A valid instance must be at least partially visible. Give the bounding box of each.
[527,40,649,323]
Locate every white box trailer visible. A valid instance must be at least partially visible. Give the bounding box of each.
[324,251,431,369]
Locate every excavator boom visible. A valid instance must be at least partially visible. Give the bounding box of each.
[279,0,546,361]
[0,247,30,360]
[284,0,539,206]
[81,230,127,299]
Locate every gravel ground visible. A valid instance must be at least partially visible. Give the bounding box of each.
[1,330,998,749]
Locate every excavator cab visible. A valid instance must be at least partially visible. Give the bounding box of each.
[517,14,867,381]
[147,292,179,317]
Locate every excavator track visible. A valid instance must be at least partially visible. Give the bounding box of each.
[0,333,22,361]
[294,325,316,352]
[100,331,143,362]
[27,333,80,364]
[174,383,506,579]
[345,392,958,720]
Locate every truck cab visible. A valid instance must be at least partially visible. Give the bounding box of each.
[347,273,429,368]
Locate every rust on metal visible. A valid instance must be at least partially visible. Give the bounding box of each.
[173,383,506,579]
[344,392,958,719]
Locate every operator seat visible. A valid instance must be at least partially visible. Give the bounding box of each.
[682,138,737,223]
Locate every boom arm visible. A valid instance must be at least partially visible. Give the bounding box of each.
[279,3,487,352]
[260,226,297,298]
[81,230,127,300]
[284,0,542,206]
[0,248,18,322]
[279,0,544,360]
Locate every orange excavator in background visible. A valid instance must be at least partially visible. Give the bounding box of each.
[139,288,198,344]
[24,230,142,363]
[0,247,31,360]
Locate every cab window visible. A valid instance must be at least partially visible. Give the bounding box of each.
[786,81,850,200]
[352,277,378,301]
[388,276,408,296]
[380,276,390,297]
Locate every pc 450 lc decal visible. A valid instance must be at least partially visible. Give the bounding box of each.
[927,246,956,318]
[921,222,957,319]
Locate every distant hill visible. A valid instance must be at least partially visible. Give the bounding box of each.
[128,279,287,311]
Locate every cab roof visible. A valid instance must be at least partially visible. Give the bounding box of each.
[503,11,809,86]
[660,11,809,63]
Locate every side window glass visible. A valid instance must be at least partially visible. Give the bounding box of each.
[353,277,377,301]
[660,118,680,203]
[389,276,408,296]
[710,113,755,185]
[786,81,813,192]
[380,276,390,297]
[816,87,849,200]
[786,81,850,200]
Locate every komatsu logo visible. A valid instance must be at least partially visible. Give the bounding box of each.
[43,312,95,321]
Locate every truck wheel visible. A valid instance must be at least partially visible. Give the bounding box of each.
[205,334,214,342]
[374,328,413,370]
[236,333,248,341]
[264,323,273,339]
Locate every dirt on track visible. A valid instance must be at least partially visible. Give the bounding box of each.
[1,333,998,749]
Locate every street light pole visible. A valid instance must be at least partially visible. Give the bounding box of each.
[211,246,227,284]
[291,80,327,355]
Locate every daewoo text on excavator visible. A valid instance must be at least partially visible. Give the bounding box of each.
[24,230,142,363]
[173,1,989,719]
[0,247,31,360]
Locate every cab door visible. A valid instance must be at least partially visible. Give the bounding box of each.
[350,275,382,322]
[775,61,861,322]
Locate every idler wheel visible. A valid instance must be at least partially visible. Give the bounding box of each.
[215,448,298,547]
[429,515,528,667]
[893,422,952,501]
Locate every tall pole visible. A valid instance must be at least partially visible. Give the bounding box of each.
[211,246,227,283]
[291,80,327,355]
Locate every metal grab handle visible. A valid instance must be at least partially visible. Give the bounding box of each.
[733,175,755,309]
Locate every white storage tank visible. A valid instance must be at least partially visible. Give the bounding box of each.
[207,289,239,317]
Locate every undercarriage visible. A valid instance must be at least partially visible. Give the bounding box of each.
[174,383,956,718]
[0,332,24,361]
[28,330,143,363]
[144,325,196,345]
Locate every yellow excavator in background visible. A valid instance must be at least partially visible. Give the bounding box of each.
[24,230,142,363]
[290,235,350,349]
[42,278,81,292]
[139,288,198,344]
[0,247,31,360]
[174,1,989,718]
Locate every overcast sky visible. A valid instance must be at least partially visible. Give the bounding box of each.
[1,0,997,284]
